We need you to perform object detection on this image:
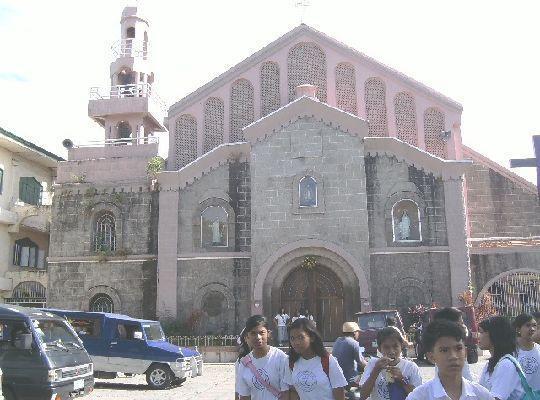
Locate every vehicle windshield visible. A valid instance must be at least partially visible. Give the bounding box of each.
[358,312,396,330]
[32,319,80,348]
[143,323,165,341]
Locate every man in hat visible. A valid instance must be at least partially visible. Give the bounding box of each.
[332,321,367,386]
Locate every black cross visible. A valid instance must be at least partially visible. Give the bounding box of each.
[510,134,540,197]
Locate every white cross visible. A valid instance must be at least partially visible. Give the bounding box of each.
[294,0,311,24]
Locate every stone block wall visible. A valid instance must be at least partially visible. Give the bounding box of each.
[365,155,447,248]
[369,252,451,310]
[466,163,540,238]
[47,260,157,319]
[50,187,157,257]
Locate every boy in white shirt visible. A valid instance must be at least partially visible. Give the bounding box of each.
[407,320,493,400]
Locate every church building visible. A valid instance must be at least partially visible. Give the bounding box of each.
[48,6,540,339]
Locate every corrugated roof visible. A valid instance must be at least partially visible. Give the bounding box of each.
[0,126,64,162]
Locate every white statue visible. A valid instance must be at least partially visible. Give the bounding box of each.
[398,210,411,240]
[210,218,222,244]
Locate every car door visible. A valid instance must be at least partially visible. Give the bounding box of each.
[107,322,148,373]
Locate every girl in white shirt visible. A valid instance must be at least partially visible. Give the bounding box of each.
[285,318,347,400]
[513,313,540,391]
[236,315,290,400]
[478,316,524,400]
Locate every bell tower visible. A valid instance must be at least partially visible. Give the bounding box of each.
[88,5,165,144]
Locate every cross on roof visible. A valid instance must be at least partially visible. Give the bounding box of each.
[510,134,540,198]
[294,0,311,24]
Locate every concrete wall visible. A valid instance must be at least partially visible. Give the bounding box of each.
[466,163,540,238]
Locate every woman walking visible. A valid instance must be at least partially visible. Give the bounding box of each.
[514,313,540,391]
[285,318,347,400]
[478,316,524,400]
[236,315,290,399]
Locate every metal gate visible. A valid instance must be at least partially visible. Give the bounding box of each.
[5,281,46,308]
[483,271,540,317]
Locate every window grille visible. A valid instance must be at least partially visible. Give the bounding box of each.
[288,42,327,102]
[203,97,224,154]
[19,177,42,205]
[175,114,197,169]
[5,281,46,307]
[230,79,254,142]
[335,63,357,114]
[485,272,540,317]
[94,212,116,252]
[260,62,280,117]
[394,92,418,146]
[90,294,114,313]
[364,78,388,137]
[424,107,447,158]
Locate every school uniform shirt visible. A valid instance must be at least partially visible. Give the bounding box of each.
[406,375,493,400]
[284,355,347,400]
[236,346,289,400]
[518,343,540,390]
[479,357,525,400]
[274,313,290,326]
[435,361,474,381]
[359,357,422,400]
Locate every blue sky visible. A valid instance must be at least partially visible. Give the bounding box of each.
[0,0,539,183]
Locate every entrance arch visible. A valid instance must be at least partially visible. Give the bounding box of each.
[281,264,344,340]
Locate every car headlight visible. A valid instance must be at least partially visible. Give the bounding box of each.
[48,369,62,382]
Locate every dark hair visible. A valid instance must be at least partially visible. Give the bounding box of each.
[479,316,516,373]
[376,327,405,348]
[238,315,271,360]
[385,317,397,327]
[532,312,540,319]
[434,307,462,323]
[288,318,328,365]
[513,313,535,331]
[237,328,250,361]
[422,320,465,352]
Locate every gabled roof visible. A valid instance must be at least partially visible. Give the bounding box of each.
[168,24,462,116]
[0,126,64,168]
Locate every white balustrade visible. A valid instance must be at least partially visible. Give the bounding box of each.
[89,83,167,112]
[111,39,148,59]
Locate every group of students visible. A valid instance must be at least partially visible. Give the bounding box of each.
[235,309,540,400]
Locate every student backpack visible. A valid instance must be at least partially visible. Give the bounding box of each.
[503,355,540,400]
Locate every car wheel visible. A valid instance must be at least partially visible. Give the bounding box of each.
[146,364,173,389]
[467,348,479,364]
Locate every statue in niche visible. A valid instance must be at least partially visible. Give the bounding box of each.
[398,210,411,240]
[300,176,317,207]
[210,218,222,244]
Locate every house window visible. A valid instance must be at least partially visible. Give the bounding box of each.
[299,176,317,207]
[392,199,422,242]
[0,168,3,194]
[201,206,228,247]
[89,294,114,313]
[13,238,44,268]
[19,177,42,205]
[94,212,116,252]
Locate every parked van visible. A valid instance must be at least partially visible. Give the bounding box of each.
[0,304,94,400]
[45,309,203,389]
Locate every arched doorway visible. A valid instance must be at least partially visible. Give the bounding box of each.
[280,264,344,341]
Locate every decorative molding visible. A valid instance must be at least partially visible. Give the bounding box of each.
[370,246,449,255]
[47,254,157,263]
[177,252,251,260]
[364,137,471,180]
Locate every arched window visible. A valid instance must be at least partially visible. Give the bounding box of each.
[94,212,116,252]
[175,114,197,169]
[230,79,254,142]
[6,281,46,307]
[299,176,317,207]
[364,77,388,137]
[200,206,228,247]
[335,63,357,114]
[13,238,43,268]
[117,68,134,86]
[394,92,418,146]
[203,97,224,154]
[392,200,422,242]
[126,27,135,39]
[89,294,114,313]
[260,62,280,117]
[424,107,447,158]
[117,121,132,143]
[202,291,226,317]
[19,177,42,205]
[287,42,327,102]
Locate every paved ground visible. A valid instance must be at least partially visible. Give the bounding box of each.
[86,356,488,399]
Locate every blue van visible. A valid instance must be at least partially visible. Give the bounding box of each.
[0,305,94,399]
[45,309,203,389]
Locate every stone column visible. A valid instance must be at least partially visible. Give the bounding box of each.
[443,176,470,306]
[156,187,179,319]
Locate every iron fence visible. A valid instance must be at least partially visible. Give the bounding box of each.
[167,335,238,347]
[486,271,540,317]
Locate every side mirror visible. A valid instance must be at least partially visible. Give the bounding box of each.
[133,331,143,340]
[14,333,33,350]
